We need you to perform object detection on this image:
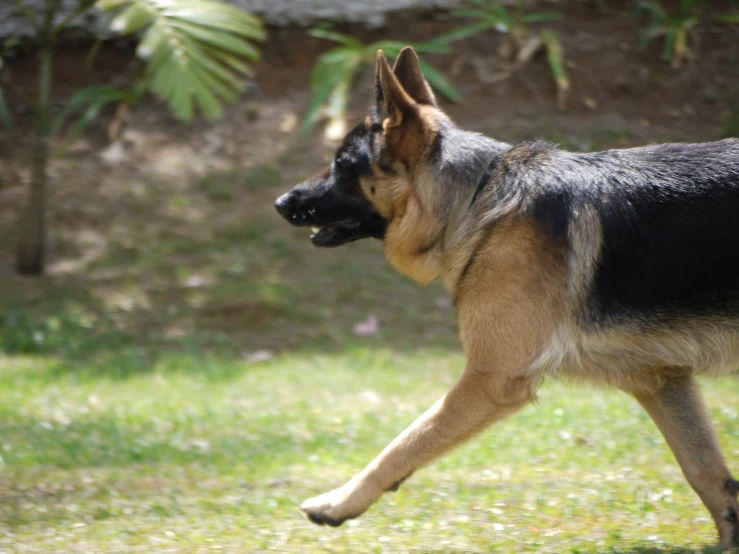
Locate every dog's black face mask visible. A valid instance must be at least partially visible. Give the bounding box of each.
[275,123,387,247]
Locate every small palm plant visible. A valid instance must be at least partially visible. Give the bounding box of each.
[439,0,569,109]
[302,29,461,139]
[638,0,704,68]
[4,0,265,275]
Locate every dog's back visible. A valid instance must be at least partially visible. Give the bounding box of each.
[489,138,739,383]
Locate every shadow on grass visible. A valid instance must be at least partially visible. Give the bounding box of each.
[0,410,324,471]
[0,234,460,382]
[0,157,463,380]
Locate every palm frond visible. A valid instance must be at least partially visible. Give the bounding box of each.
[97,0,265,121]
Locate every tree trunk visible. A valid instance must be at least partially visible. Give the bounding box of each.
[15,4,54,276]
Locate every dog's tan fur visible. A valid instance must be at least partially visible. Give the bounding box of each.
[298,47,739,548]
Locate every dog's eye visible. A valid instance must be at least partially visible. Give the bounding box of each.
[336,158,353,169]
[370,186,375,195]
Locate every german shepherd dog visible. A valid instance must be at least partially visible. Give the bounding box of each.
[275,46,739,547]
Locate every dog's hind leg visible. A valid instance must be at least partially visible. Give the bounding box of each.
[632,375,739,548]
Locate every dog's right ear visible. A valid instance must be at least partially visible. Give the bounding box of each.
[392,46,436,107]
[376,50,418,129]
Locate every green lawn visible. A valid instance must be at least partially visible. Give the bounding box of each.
[2,346,739,553]
[1,163,738,553]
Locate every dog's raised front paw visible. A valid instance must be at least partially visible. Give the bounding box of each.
[299,484,375,527]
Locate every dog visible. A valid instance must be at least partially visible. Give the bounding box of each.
[275,46,739,548]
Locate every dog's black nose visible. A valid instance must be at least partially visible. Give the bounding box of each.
[275,192,291,217]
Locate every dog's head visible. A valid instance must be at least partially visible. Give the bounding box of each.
[275,46,442,248]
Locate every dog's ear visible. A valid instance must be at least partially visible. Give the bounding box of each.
[370,51,385,127]
[376,50,418,128]
[392,46,436,107]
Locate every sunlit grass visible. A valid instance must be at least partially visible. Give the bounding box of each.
[1,346,738,553]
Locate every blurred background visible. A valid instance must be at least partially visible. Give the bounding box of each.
[1,1,739,552]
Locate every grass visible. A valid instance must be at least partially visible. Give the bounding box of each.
[1,142,738,553]
[2,349,739,553]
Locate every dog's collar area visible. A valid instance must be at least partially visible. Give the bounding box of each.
[468,161,497,208]
[468,176,488,207]
[441,160,499,249]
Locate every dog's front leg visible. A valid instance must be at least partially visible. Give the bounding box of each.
[299,366,538,526]
[300,220,561,526]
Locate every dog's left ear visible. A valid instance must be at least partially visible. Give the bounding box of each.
[377,50,418,128]
[392,46,437,107]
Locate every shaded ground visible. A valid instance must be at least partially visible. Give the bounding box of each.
[1,5,738,365]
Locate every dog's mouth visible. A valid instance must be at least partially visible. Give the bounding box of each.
[310,220,368,247]
[276,192,387,247]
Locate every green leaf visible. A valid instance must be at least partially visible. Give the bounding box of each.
[309,29,364,50]
[521,12,563,23]
[168,7,265,41]
[96,0,130,9]
[418,61,461,103]
[98,0,265,122]
[323,68,355,135]
[663,28,676,61]
[51,85,134,135]
[714,14,739,23]
[167,20,261,59]
[541,30,569,109]
[451,9,491,19]
[310,47,358,68]
[0,89,12,133]
[412,40,454,55]
[110,3,154,35]
[369,38,453,56]
[301,30,461,132]
[368,41,407,58]
[639,1,667,22]
[638,23,664,50]
[431,21,494,45]
[302,56,360,135]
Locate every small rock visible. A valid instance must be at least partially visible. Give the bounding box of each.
[279,112,298,133]
[359,390,382,404]
[582,96,598,110]
[100,141,127,165]
[353,315,379,336]
[244,349,274,363]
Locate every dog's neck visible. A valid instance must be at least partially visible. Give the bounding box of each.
[425,119,510,225]
[421,120,510,257]
[385,121,510,286]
